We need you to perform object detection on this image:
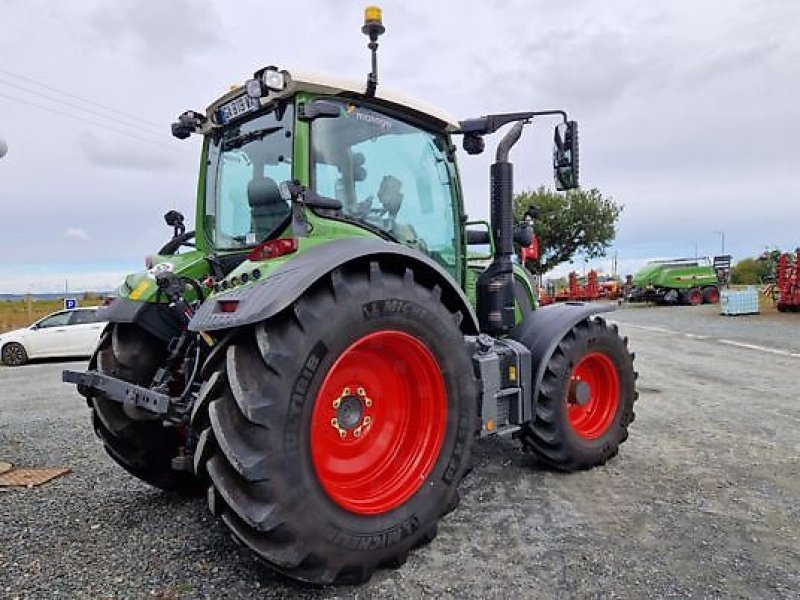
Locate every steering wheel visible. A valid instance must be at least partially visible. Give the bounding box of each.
[158,230,196,255]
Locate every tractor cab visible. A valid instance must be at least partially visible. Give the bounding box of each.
[171,64,579,328]
[172,69,467,288]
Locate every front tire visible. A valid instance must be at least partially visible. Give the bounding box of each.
[1,342,28,366]
[89,323,200,492]
[518,317,637,471]
[199,263,477,584]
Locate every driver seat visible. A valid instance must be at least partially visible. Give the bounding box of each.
[247,176,290,240]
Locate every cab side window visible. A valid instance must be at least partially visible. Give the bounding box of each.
[312,101,459,277]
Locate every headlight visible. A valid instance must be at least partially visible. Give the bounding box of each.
[245,78,263,99]
[261,68,285,91]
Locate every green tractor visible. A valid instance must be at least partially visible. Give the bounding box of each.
[628,256,728,305]
[64,8,637,585]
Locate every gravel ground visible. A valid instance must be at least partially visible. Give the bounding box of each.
[1,306,798,599]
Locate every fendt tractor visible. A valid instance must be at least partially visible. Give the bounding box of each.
[64,8,637,585]
[628,255,731,306]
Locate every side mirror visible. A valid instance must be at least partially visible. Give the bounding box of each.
[299,100,342,121]
[553,121,579,191]
[464,220,493,260]
[164,210,186,238]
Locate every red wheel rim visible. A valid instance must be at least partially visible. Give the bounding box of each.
[689,290,702,306]
[310,330,447,515]
[567,352,620,439]
[707,288,720,303]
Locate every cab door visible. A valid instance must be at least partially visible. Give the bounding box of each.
[309,99,462,284]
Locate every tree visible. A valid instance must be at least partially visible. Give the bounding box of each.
[514,186,622,275]
[730,250,781,285]
[730,258,764,285]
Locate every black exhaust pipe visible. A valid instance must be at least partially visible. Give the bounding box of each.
[476,121,524,335]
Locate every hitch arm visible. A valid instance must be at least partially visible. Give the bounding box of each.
[63,370,172,416]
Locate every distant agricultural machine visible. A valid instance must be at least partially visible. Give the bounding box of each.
[776,250,800,312]
[628,256,730,306]
[539,270,598,304]
[558,271,600,302]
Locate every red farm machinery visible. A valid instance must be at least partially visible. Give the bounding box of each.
[777,250,800,312]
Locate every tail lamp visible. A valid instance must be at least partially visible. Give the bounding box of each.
[247,237,299,262]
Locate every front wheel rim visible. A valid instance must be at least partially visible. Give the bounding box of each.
[567,352,620,439]
[310,330,447,515]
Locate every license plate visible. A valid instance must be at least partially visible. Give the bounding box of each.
[217,95,259,124]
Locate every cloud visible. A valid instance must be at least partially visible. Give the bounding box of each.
[78,131,180,171]
[89,0,224,64]
[63,228,91,243]
[683,42,781,85]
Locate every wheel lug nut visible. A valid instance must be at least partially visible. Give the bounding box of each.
[365,398,372,407]
[332,398,341,409]
[357,387,366,396]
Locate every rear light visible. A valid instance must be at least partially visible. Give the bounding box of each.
[218,300,239,313]
[248,237,299,262]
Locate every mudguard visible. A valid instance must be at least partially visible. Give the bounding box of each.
[189,238,480,334]
[509,302,616,402]
[97,298,182,343]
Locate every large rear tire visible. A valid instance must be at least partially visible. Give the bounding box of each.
[89,323,201,492]
[518,317,637,471]
[198,263,477,584]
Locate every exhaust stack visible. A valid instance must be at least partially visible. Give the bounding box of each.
[476,121,525,335]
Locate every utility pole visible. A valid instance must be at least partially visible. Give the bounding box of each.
[713,230,725,255]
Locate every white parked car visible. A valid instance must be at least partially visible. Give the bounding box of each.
[0,307,107,366]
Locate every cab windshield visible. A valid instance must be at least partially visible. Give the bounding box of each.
[311,101,459,276]
[204,104,294,250]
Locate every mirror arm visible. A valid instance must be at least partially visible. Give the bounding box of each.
[459,110,568,136]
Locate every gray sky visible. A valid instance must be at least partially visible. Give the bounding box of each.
[1,0,798,292]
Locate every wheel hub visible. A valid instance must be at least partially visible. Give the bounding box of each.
[569,379,591,406]
[330,386,374,438]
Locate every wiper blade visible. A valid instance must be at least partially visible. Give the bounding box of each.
[222,126,282,151]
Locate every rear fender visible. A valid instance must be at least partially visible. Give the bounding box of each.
[189,238,479,334]
[509,302,616,402]
[97,299,182,343]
